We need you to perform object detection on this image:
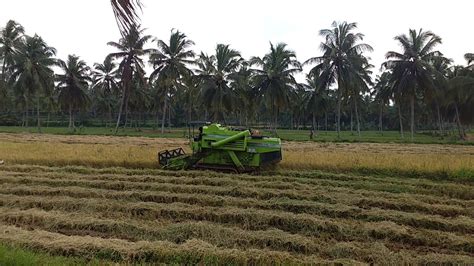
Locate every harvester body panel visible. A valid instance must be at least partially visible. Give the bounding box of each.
[159,123,282,172]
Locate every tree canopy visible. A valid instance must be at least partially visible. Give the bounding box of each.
[0,19,473,141]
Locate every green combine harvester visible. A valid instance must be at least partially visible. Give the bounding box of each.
[158,123,282,172]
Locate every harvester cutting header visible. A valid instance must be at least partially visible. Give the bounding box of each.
[158,123,282,172]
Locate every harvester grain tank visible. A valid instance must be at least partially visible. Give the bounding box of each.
[158,123,282,172]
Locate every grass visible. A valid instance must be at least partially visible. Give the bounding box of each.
[0,131,473,263]
[0,224,349,264]
[0,243,104,265]
[0,125,472,144]
[276,128,473,144]
[282,142,474,181]
[0,133,472,180]
[1,185,472,234]
[0,165,472,264]
[0,126,187,138]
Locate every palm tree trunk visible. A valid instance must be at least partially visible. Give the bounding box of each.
[115,60,131,134]
[68,104,73,129]
[137,113,141,131]
[115,89,126,134]
[290,114,294,130]
[350,107,353,133]
[36,95,41,133]
[21,112,25,127]
[398,100,404,139]
[273,106,278,136]
[312,112,316,130]
[354,100,360,137]
[154,110,159,130]
[454,103,465,140]
[238,110,242,126]
[128,113,133,130]
[274,112,278,134]
[186,101,191,128]
[222,112,227,126]
[435,101,443,135]
[46,111,50,128]
[302,113,305,129]
[187,103,192,128]
[336,92,341,138]
[1,60,6,83]
[410,94,415,141]
[124,99,129,128]
[25,99,29,127]
[325,112,328,132]
[72,111,76,131]
[168,103,171,132]
[161,93,167,134]
[108,109,113,128]
[379,102,383,134]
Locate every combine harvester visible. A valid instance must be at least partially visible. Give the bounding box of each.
[158,123,282,172]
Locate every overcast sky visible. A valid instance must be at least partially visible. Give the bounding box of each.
[1,0,473,80]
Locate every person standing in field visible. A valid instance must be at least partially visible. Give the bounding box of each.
[310,129,314,140]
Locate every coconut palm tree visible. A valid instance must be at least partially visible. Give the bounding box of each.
[56,55,91,130]
[251,42,301,130]
[92,56,119,95]
[373,71,394,134]
[444,65,474,139]
[107,25,153,133]
[91,57,119,126]
[429,56,452,134]
[383,29,443,140]
[465,53,474,66]
[0,20,25,82]
[288,85,311,129]
[305,21,373,138]
[9,35,56,131]
[180,75,200,127]
[0,79,7,111]
[230,62,258,126]
[149,29,195,133]
[127,71,151,129]
[346,56,373,137]
[1,21,25,111]
[303,73,331,132]
[197,44,243,123]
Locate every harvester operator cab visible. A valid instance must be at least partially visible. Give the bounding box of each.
[250,129,264,139]
[194,126,203,141]
[188,121,210,141]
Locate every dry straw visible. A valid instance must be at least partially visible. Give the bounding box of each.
[0,134,473,179]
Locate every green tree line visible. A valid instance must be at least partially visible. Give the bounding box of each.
[0,20,472,139]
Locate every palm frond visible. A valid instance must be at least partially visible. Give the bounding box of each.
[111,0,142,35]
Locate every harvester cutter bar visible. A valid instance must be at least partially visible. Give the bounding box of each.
[158,148,186,166]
